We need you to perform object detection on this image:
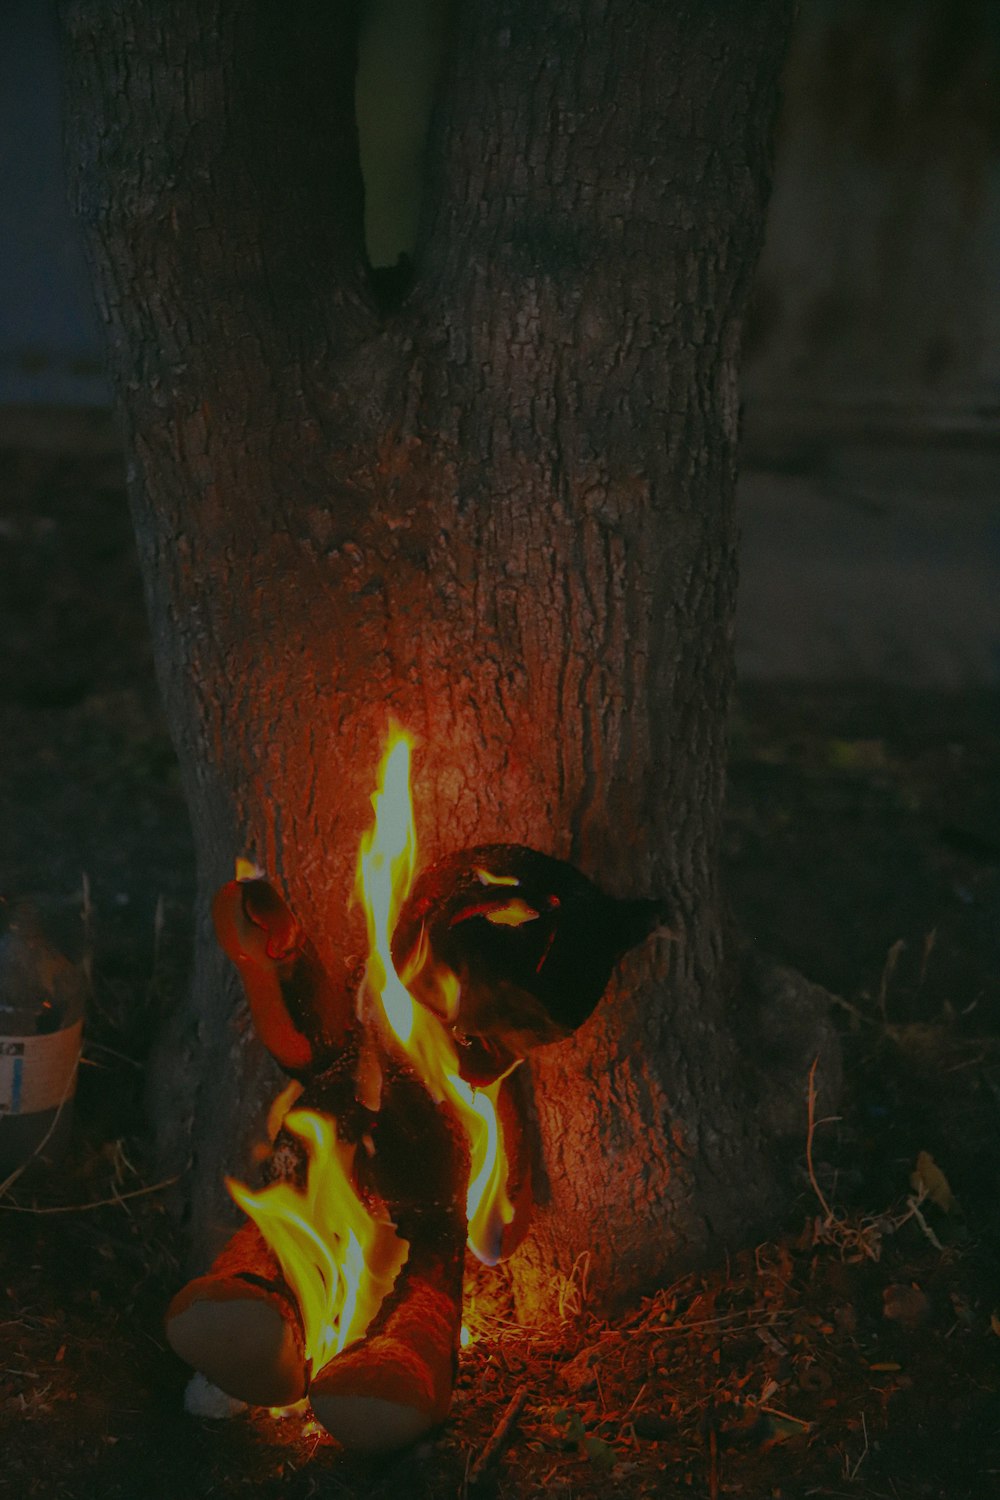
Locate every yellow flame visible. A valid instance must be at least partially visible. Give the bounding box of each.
[357,729,514,1265]
[474,867,519,887]
[356,734,418,1044]
[228,728,514,1384]
[483,898,539,927]
[228,1109,407,1375]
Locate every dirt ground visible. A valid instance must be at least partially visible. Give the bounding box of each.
[1,414,998,1499]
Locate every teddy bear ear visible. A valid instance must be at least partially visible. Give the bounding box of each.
[391,843,671,1075]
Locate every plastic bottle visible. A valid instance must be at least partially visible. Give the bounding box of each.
[0,899,85,1179]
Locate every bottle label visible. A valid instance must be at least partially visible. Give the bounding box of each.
[0,1021,83,1116]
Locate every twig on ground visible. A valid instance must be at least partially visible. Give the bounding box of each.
[83,1039,142,1069]
[624,1380,648,1416]
[673,1308,793,1334]
[804,1058,897,1261]
[468,1386,529,1486]
[877,938,905,1024]
[903,1192,944,1251]
[759,1404,811,1429]
[557,1250,591,1321]
[847,1411,869,1481]
[0,1175,179,1213]
[805,1056,834,1224]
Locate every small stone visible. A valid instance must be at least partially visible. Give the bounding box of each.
[183,1372,247,1419]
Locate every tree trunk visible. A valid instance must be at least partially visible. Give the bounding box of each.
[61,0,817,1308]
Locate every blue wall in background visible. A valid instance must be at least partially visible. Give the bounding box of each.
[1,1,108,405]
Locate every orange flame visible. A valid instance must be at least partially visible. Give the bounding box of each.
[227,727,513,1385]
[357,730,514,1264]
[228,1109,407,1375]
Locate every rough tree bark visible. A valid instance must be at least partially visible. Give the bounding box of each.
[61,0,830,1308]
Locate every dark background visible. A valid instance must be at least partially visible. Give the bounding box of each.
[3,0,998,686]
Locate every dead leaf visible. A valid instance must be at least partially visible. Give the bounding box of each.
[551,1408,587,1443]
[910,1151,954,1212]
[761,1411,811,1446]
[990,1311,1000,1337]
[582,1435,617,1471]
[560,1348,600,1393]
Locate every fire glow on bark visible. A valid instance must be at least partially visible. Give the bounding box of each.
[227,728,513,1375]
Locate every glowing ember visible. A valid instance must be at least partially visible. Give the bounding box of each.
[228,1109,407,1375]
[357,729,514,1264]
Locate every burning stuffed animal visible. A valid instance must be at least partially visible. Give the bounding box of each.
[166,734,668,1451]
